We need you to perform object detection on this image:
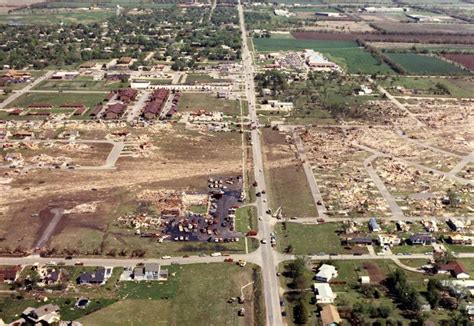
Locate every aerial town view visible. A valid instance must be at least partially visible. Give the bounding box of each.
[0,0,473,325]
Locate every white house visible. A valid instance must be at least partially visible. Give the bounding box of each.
[314,283,337,304]
[377,234,401,247]
[316,264,338,282]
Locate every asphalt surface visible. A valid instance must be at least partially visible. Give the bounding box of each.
[0,71,54,110]
[238,3,283,325]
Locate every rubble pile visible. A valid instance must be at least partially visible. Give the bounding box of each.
[29,154,73,166]
[64,202,99,214]
[356,128,459,171]
[374,157,474,217]
[361,100,407,123]
[117,213,162,230]
[405,126,472,156]
[136,189,185,215]
[301,128,388,217]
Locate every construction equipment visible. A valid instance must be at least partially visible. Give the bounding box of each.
[272,206,282,219]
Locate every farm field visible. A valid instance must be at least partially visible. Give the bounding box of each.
[385,53,469,75]
[5,92,106,109]
[441,53,474,71]
[253,36,394,74]
[262,129,317,218]
[292,31,474,44]
[369,42,474,52]
[372,22,474,35]
[0,9,114,25]
[379,76,474,98]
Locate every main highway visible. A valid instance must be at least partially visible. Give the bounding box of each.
[238,2,283,325]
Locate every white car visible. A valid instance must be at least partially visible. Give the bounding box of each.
[261,239,267,244]
[162,255,171,260]
[210,252,222,257]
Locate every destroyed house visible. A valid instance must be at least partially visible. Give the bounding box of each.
[0,265,21,282]
[409,233,436,245]
[344,237,372,245]
[368,218,380,232]
[77,267,105,285]
[22,304,60,325]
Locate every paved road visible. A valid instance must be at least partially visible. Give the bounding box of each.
[363,154,405,219]
[449,150,474,177]
[0,70,54,110]
[238,3,283,325]
[126,91,150,122]
[19,90,109,94]
[396,129,463,159]
[292,131,327,219]
[369,78,423,126]
[354,143,473,185]
[34,208,64,249]
[158,92,175,120]
[3,251,474,269]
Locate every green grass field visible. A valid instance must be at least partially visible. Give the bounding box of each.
[253,36,394,74]
[385,53,469,75]
[79,263,264,326]
[185,74,230,84]
[33,79,128,91]
[235,206,258,233]
[178,93,241,116]
[6,92,106,109]
[274,222,365,255]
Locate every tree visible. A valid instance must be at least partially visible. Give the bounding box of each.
[293,300,308,324]
[426,279,442,308]
[385,269,421,311]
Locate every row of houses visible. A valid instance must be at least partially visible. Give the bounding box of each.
[343,233,436,247]
[142,89,170,120]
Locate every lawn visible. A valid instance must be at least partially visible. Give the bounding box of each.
[385,53,469,75]
[185,73,230,84]
[33,79,128,91]
[380,76,474,98]
[6,92,106,109]
[81,263,264,326]
[235,206,258,233]
[275,222,359,255]
[253,36,394,74]
[178,92,241,116]
[390,244,433,255]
